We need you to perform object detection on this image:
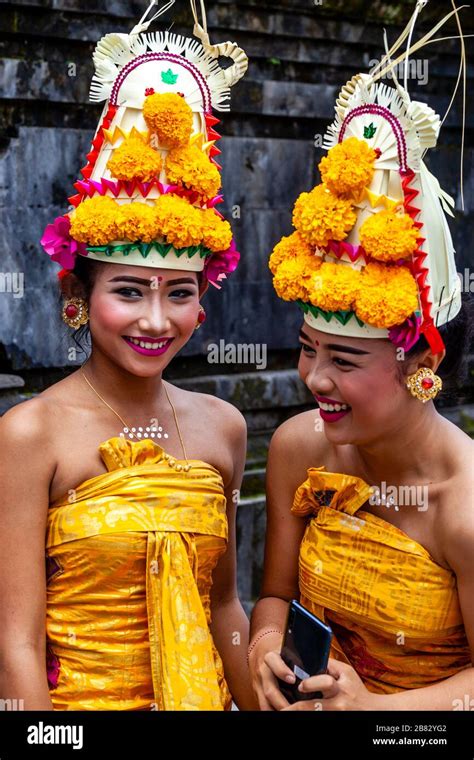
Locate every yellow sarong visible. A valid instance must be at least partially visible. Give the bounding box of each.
[293,467,471,694]
[46,436,231,710]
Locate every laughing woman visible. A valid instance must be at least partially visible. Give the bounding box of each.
[0,12,255,711]
[249,60,474,709]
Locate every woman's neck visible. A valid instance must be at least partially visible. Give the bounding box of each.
[80,351,165,412]
[353,402,449,485]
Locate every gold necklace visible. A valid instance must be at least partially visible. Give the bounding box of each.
[80,368,192,473]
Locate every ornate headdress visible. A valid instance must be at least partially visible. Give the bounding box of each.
[269,2,466,353]
[41,0,248,288]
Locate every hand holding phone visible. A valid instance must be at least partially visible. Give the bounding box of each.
[277,600,333,704]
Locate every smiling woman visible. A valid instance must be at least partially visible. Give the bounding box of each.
[249,14,474,712]
[66,255,204,361]
[0,3,255,712]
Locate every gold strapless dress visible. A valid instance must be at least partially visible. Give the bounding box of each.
[45,436,231,711]
[293,467,471,694]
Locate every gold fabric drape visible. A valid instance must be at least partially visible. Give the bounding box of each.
[45,436,231,710]
[292,467,471,694]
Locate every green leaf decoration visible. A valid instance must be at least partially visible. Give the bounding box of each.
[334,310,354,326]
[296,301,368,329]
[161,68,178,85]
[159,243,173,256]
[87,241,209,261]
[363,122,377,139]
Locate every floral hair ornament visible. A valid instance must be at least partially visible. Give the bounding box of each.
[269,0,468,355]
[40,0,247,290]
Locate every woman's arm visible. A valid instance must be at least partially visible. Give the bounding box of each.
[0,399,56,710]
[249,414,322,709]
[209,403,257,710]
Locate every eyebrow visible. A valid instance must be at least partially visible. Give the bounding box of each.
[108,276,197,286]
[299,330,370,355]
[326,343,370,355]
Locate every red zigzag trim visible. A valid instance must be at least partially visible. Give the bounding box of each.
[401,168,445,354]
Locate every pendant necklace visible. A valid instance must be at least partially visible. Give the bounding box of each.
[80,368,192,473]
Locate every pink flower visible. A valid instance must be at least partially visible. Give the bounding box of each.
[203,240,240,289]
[388,313,422,352]
[46,643,61,690]
[41,215,87,270]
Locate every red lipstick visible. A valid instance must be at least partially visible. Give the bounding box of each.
[314,394,352,424]
[122,336,174,357]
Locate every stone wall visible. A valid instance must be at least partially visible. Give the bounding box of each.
[1,0,473,368]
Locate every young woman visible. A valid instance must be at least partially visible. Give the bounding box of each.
[0,8,255,710]
[249,48,474,710]
[249,309,474,710]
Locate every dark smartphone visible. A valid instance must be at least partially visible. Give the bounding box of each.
[278,600,333,703]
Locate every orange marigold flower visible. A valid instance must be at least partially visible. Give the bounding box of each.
[70,196,119,245]
[359,210,419,262]
[143,93,193,148]
[154,194,203,249]
[107,136,162,182]
[115,203,158,243]
[355,262,419,328]
[307,261,361,312]
[319,136,377,200]
[273,259,313,302]
[292,185,356,247]
[166,144,221,200]
[200,208,232,252]
[269,231,321,275]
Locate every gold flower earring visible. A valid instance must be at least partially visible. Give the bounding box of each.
[62,297,89,329]
[406,367,442,403]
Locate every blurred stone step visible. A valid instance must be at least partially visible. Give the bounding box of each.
[0,374,29,415]
[441,404,474,436]
[236,495,267,606]
[242,467,266,498]
[0,374,25,390]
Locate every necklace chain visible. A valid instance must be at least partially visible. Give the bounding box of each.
[80,367,190,470]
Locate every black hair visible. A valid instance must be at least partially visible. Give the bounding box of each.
[62,256,102,354]
[400,294,474,396]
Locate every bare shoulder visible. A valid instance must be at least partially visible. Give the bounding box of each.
[0,395,58,487]
[437,420,474,569]
[168,382,246,440]
[270,408,331,467]
[268,409,332,493]
[1,395,53,444]
[1,371,83,440]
